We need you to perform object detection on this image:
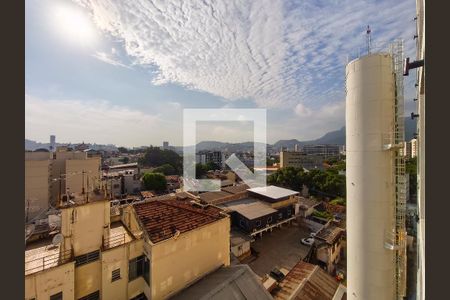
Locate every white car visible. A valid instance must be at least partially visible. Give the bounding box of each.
[301,237,315,246]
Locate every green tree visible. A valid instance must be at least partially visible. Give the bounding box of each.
[117,147,129,153]
[196,163,208,178]
[142,172,167,191]
[205,161,219,171]
[153,164,177,175]
[119,156,130,164]
[139,146,182,174]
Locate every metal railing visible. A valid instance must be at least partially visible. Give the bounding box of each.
[103,232,127,250]
[25,249,72,276]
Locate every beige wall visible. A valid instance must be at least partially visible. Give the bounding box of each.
[75,261,102,299]
[25,151,52,161]
[66,158,101,195]
[61,200,110,256]
[25,160,51,219]
[25,262,75,300]
[149,217,230,300]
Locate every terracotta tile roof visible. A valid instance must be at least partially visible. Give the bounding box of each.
[199,191,232,203]
[273,261,340,300]
[133,200,226,243]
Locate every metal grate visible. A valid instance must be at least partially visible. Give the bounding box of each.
[78,290,100,300]
[112,268,121,282]
[75,250,100,267]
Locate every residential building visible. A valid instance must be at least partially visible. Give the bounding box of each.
[132,200,230,299]
[411,138,418,158]
[220,186,299,237]
[294,144,300,152]
[50,135,56,152]
[401,138,418,159]
[25,148,101,220]
[313,222,345,274]
[230,230,254,261]
[25,193,146,300]
[271,260,346,300]
[108,162,140,174]
[302,144,340,157]
[279,151,324,170]
[196,151,225,169]
[162,141,169,150]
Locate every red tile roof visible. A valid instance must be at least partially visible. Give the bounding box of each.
[133,200,226,243]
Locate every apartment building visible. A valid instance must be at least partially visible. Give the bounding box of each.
[302,144,340,157]
[279,151,324,170]
[25,191,231,300]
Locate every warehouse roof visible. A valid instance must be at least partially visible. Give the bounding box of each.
[219,198,277,220]
[248,186,298,200]
[272,261,342,300]
[134,200,226,243]
[171,265,272,300]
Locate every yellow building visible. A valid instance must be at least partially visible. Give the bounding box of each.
[25,193,230,300]
[279,151,323,170]
[25,149,101,219]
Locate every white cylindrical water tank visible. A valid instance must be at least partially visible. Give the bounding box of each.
[346,53,395,300]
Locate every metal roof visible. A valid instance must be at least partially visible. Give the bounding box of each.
[220,198,277,220]
[272,261,340,300]
[170,265,273,300]
[248,186,299,200]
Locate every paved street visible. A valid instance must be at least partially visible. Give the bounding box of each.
[248,222,312,277]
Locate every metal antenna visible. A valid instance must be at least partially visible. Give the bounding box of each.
[366,25,372,55]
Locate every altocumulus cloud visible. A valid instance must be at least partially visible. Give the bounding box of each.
[25,95,168,147]
[75,0,416,110]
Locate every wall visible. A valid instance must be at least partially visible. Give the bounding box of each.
[25,160,50,219]
[61,200,109,256]
[149,217,230,300]
[25,262,75,300]
[65,158,101,194]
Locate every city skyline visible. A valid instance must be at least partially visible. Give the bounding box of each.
[26,0,417,147]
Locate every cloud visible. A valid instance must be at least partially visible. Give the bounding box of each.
[92,49,131,68]
[294,103,312,117]
[75,0,416,109]
[25,94,171,147]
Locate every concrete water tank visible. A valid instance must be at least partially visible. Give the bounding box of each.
[345,53,396,300]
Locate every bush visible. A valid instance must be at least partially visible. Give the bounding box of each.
[142,172,167,191]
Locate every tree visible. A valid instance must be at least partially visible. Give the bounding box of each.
[119,156,130,164]
[142,173,167,191]
[153,164,177,175]
[205,161,219,171]
[118,147,129,153]
[196,163,207,178]
[139,146,182,174]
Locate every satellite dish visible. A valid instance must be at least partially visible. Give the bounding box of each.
[52,234,63,246]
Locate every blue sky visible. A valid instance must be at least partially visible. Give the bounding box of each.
[26,0,417,147]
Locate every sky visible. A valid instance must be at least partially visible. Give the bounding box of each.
[25,0,418,147]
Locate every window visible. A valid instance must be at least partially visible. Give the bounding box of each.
[75,250,100,267]
[50,292,63,300]
[78,290,99,300]
[255,220,261,227]
[267,216,272,224]
[278,212,283,219]
[287,209,292,216]
[130,293,148,300]
[129,255,149,284]
[239,219,246,228]
[112,268,121,282]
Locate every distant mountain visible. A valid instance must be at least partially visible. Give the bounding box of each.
[25,139,118,152]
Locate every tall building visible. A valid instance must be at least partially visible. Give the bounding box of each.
[294,144,300,152]
[302,144,340,157]
[414,0,425,298]
[410,138,418,158]
[346,43,407,299]
[49,135,56,152]
[162,141,169,150]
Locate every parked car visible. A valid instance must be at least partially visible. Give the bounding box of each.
[269,268,285,282]
[301,237,315,246]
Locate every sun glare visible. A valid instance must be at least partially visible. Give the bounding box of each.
[52,4,96,46]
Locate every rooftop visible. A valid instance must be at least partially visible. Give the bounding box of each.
[219,198,277,220]
[199,191,232,203]
[297,197,320,209]
[104,221,134,249]
[221,184,249,195]
[134,200,226,243]
[248,186,299,200]
[230,229,254,247]
[315,223,344,245]
[25,236,72,276]
[108,162,139,169]
[171,265,273,300]
[272,261,341,300]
